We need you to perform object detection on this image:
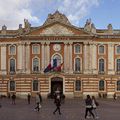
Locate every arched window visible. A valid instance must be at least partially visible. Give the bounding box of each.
[33,58,39,72]
[10,45,16,55]
[99,80,105,91]
[75,44,81,54]
[10,59,15,73]
[99,45,104,54]
[52,54,61,67]
[9,81,16,91]
[75,80,81,91]
[116,45,120,54]
[32,80,39,91]
[117,80,120,91]
[116,59,120,72]
[75,58,81,72]
[99,59,104,73]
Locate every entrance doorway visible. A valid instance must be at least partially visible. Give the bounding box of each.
[51,77,63,97]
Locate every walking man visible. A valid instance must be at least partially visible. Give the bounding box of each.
[85,95,95,119]
[92,96,99,119]
[27,93,31,104]
[53,95,61,115]
[34,93,42,112]
[12,93,16,105]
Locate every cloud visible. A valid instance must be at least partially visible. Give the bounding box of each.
[58,0,100,25]
[0,0,100,29]
[0,0,39,29]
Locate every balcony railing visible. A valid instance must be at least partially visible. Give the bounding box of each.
[98,71,105,75]
[73,71,83,74]
[9,71,16,75]
[115,71,120,75]
[31,71,41,74]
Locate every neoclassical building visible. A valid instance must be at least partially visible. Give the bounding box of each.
[0,11,120,98]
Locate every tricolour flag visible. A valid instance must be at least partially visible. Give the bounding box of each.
[53,63,63,72]
[44,63,51,73]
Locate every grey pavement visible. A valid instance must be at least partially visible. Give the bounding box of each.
[0,97,120,120]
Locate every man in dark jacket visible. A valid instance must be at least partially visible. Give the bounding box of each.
[85,95,95,119]
[12,93,16,105]
[53,97,61,115]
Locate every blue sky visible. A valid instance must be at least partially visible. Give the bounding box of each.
[0,0,120,29]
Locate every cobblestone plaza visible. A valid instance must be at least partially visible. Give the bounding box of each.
[0,98,120,120]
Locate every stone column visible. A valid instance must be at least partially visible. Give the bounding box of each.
[92,44,97,74]
[108,43,114,74]
[67,43,70,73]
[25,42,30,74]
[0,44,7,74]
[41,42,45,73]
[69,42,73,73]
[89,43,93,74]
[64,42,68,73]
[22,43,25,73]
[17,43,23,72]
[83,42,89,74]
[45,42,50,68]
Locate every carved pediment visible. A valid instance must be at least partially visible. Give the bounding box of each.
[40,24,74,35]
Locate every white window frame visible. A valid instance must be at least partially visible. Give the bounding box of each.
[8,80,16,92]
[9,57,16,73]
[32,44,40,54]
[32,79,40,92]
[115,45,120,55]
[32,57,40,72]
[74,80,82,92]
[9,45,16,55]
[51,53,63,66]
[116,80,120,92]
[74,44,82,54]
[74,57,82,73]
[98,45,105,55]
[98,80,106,92]
[115,58,120,73]
[98,57,106,74]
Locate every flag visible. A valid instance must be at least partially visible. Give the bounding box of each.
[44,63,51,73]
[51,59,57,69]
[53,63,63,72]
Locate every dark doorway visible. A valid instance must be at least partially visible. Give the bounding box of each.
[51,77,63,97]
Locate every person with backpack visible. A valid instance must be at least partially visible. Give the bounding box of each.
[92,96,99,119]
[53,96,61,115]
[27,93,31,104]
[85,95,95,119]
[11,93,16,105]
[34,93,42,112]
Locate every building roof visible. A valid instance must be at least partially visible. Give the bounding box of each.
[0,11,120,38]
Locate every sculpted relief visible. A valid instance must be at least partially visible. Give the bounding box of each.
[40,24,74,35]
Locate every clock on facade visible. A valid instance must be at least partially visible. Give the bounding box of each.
[53,44,61,51]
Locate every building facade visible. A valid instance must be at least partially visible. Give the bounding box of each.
[0,11,120,98]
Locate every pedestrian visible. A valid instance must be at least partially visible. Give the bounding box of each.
[38,93,42,104]
[11,93,16,105]
[85,95,95,119]
[34,93,42,112]
[53,97,61,115]
[92,96,99,119]
[113,93,117,100]
[27,93,31,104]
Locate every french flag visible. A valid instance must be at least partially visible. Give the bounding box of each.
[44,63,52,73]
[44,59,57,73]
[53,63,63,72]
